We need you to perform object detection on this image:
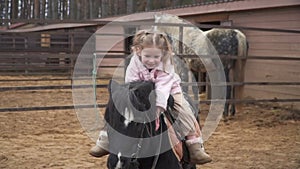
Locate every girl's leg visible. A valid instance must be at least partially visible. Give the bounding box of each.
[172,93,201,138]
[172,93,212,164]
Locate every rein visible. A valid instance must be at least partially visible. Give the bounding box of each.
[130,122,146,159]
[151,113,163,169]
[129,114,164,169]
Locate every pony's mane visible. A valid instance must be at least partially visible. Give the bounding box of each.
[107,80,157,122]
[127,80,156,111]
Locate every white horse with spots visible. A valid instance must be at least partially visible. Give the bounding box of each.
[154,14,248,118]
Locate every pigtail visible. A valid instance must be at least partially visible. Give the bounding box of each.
[159,33,174,72]
[131,29,147,52]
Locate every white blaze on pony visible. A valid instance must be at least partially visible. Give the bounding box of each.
[124,107,134,127]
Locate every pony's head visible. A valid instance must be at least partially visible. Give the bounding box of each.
[107,80,157,127]
[154,13,192,41]
[154,13,210,56]
[155,13,187,24]
[105,80,158,160]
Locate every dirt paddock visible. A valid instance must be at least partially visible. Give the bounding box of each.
[0,76,299,169]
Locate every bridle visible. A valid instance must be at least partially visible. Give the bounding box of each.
[128,113,164,169]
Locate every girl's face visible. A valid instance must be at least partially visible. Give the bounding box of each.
[139,47,162,69]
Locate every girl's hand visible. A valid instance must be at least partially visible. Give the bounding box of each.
[156,106,164,114]
[155,106,164,131]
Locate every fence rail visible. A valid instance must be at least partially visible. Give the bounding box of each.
[1,99,299,113]
[0,52,299,75]
[0,52,299,112]
[0,21,299,112]
[1,82,300,92]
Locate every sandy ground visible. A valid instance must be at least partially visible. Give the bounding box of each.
[0,76,299,169]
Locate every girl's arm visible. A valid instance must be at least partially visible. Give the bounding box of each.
[125,56,141,83]
[155,71,175,110]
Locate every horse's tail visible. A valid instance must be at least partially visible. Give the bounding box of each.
[234,30,248,113]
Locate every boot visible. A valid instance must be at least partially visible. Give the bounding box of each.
[89,145,109,157]
[89,130,109,158]
[186,141,212,164]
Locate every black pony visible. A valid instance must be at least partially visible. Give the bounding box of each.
[104,80,196,169]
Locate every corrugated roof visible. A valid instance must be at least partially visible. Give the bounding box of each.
[1,0,299,33]
[150,0,245,11]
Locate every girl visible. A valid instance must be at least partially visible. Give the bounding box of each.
[90,29,212,165]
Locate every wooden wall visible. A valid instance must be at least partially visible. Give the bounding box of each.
[94,25,126,78]
[92,5,300,109]
[229,6,300,109]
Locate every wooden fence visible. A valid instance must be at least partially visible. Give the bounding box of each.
[0,28,94,75]
[0,22,299,112]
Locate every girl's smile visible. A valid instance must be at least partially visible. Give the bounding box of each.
[139,47,163,69]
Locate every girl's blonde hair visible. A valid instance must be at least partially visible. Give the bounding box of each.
[131,29,174,69]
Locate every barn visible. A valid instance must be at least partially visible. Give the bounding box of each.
[91,0,300,109]
[0,0,300,108]
[0,1,299,168]
[1,0,299,109]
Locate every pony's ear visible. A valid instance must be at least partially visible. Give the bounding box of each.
[108,80,121,95]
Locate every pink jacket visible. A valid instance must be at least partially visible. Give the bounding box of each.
[125,54,182,110]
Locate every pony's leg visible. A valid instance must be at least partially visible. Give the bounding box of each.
[191,70,199,101]
[223,68,230,118]
[230,81,236,116]
[181,66,189,94]
[229,65,236,117]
